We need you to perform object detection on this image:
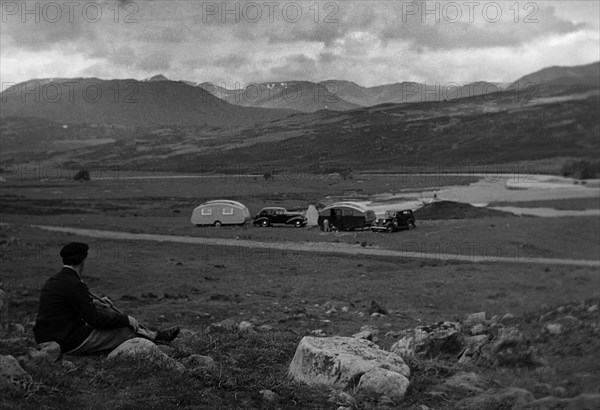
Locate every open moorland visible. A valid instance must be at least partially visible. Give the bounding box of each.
[1,173,599,409]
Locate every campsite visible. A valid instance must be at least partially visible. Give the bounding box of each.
[1,168,599,408]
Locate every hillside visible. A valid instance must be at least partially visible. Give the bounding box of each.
[509,61,600,96]
[0,78,294,127]
[198,81,361,112]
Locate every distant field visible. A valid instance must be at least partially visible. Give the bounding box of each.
[490,197,600,210]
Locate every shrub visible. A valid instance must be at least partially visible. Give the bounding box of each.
[561,159,600,180]
[73,169,91,182]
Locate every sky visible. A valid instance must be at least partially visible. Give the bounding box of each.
[1,0,599,87]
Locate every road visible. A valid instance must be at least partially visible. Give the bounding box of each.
[32,225,600,268]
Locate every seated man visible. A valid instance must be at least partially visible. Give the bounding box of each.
[34,242,179,355]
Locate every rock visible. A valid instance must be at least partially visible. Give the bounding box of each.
[587,304,598,312]
[464,312,486,326]
[390,321,462,359]
[259,389,278,402]
[310,329,326,336]
[369,300,388,315]
[182,354,215,370]
[108,338,184,372]
[325,308,337,316]
[62,360,77,373]
[501,313,515,322]
[29,341,61,363]
[352,326,379,341]
[341,306,350,313]
[456,387,534,410]
[0,355,31,391]
[443,372,490,393]
[545,323,563,335]
[523,393,600,409]
[288,336,409,391]
[357,367,410,401]
[328,391,356,407]
[12,324,26,335]
[470,324,486,335]
[492,327,523,352]
[206,318,238,333]
[551,386,567,397]
[257,324,273,332]
[238,321,254,333]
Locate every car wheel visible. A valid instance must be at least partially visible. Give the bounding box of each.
[214,221,222,227]
[294,220,303,228]
[261,220,269,227]
[408,221,416,230]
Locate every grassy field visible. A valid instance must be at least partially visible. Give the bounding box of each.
[1,174,599,408]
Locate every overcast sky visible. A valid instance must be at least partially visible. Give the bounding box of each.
[1,0,599,87]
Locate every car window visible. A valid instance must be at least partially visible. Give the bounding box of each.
[201,208,212,215]
[343,209,353,216]
[223,207,234,215]
[275,210,284,215]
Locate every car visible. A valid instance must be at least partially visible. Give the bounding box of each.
[253,207,307,228]
[371,210,416,233]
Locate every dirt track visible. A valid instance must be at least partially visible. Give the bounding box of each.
[32,224,600,267]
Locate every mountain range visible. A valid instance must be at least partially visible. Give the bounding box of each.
[0,62,598,171]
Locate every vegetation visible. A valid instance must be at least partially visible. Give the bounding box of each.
[73,169,91,182]
[561,159,600,179]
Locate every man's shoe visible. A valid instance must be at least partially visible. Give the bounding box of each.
[155,326,180,343]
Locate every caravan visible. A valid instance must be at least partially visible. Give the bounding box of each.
[191,200,251,226]
[317,202,376,231]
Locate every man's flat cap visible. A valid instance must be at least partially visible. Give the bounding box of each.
[60,242,89,259]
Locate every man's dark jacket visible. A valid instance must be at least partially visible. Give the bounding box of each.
[33,267,130,352]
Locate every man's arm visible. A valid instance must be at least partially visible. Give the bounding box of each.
[69,281,131,329]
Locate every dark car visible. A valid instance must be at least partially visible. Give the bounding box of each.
[253,207,307,228]
[371,210,416,233]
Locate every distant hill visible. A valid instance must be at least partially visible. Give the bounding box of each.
[0,78,294,127]
[198,81,360,112]
[509,62,600,96]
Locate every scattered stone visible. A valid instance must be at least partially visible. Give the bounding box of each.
[29,341,61,362]
[551,386,567,397]
[341,306,350,313]
[328,391,356,407]
[61,360,77,373]
[352,325,379,341]
[587,304,598,312]
[257,324,273,332]
[501,313,515,322]
[455,387,534,410]
[325,308,337,316]
[310,329,326,337]
[492,327,523,351]
[442,372,490,393]
[205,318,238,333]
[545,323,563,335]
[0,355,31,391]
[238,321,254,333]
[108,338,184,373]
[369,300,388,316]
[464,312,486,326]
[259,389,278,402]
[390,321,462,359]
[357,367,410,402]
[470,324,486,335]
[182,354,215,370]
[288,336,409,392]
[523,393,600,409]
[532,383,553,397]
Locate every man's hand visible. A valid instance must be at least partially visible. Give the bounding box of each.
[128,315,140,332]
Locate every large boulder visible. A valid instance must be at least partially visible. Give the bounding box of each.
[108,338,184,372]
[289,336,410,397]
[390,321,463,359]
